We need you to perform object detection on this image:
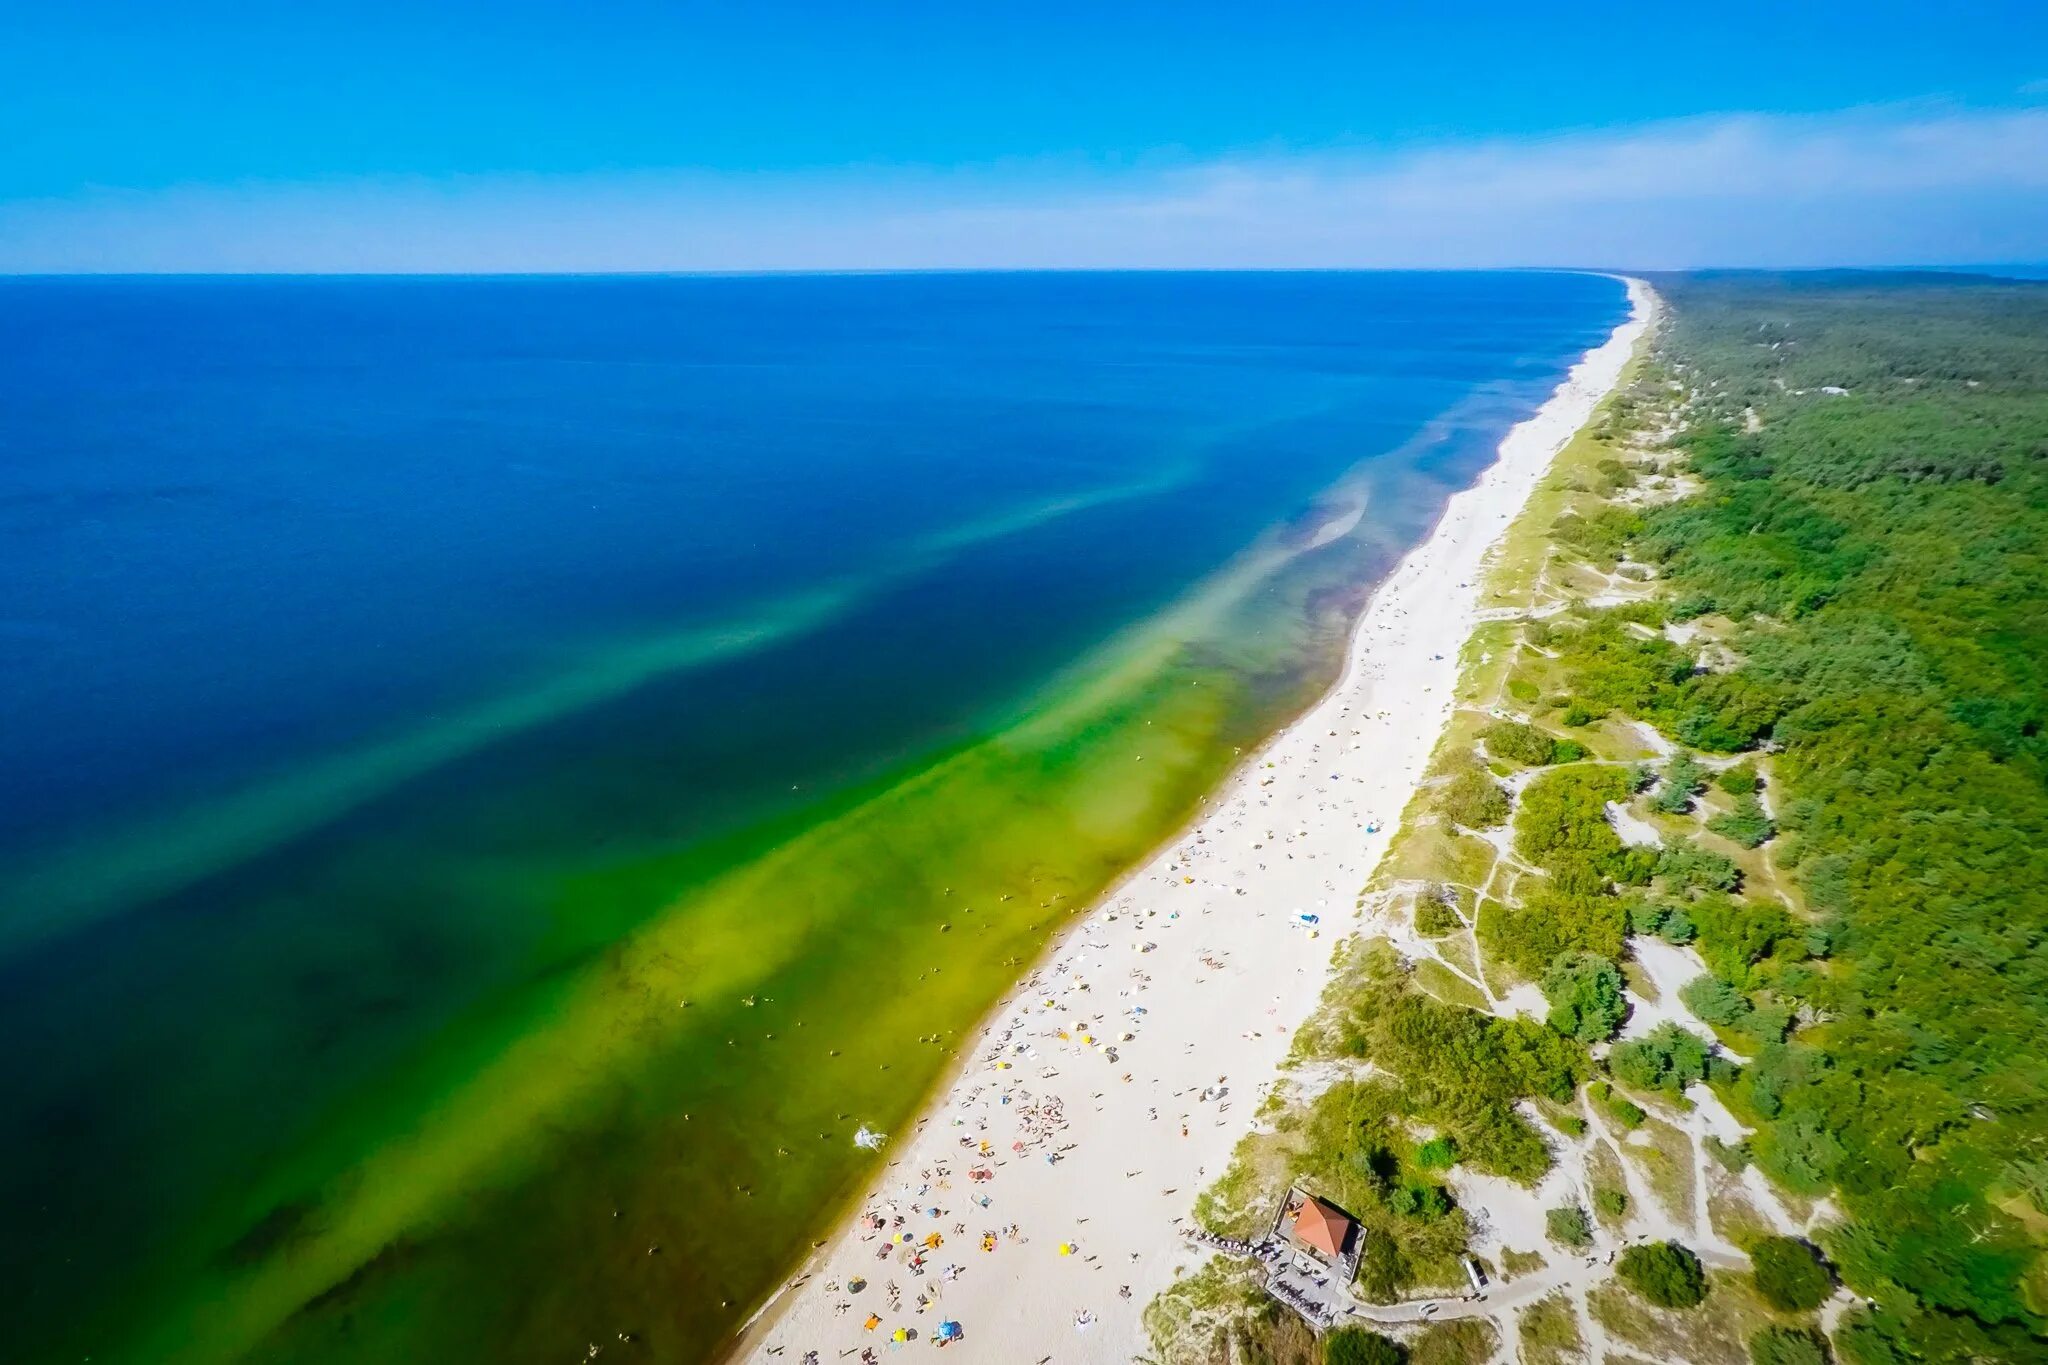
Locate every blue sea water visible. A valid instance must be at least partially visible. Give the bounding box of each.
[1,271,1617,932]
[0,271,1623,1361]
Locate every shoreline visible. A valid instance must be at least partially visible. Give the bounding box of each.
[732,279,1653,1364]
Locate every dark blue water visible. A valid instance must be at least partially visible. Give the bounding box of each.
[0,272,1618,935]
[0,271,1623,1363]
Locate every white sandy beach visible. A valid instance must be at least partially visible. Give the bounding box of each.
[739,279,1652,1365]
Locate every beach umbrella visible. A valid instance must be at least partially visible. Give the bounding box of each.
[1057,1242,1077,1256]
[938,1321,962,1341]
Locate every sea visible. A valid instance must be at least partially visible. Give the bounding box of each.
[0,270,1625,1363]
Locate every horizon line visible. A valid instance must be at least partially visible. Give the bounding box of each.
[2,262,2043,282]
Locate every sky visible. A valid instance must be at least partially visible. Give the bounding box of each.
[3,0,2046,272]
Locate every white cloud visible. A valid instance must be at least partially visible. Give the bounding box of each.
[4,103,2046,272]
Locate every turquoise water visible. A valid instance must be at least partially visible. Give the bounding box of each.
[0,271,1622,1362]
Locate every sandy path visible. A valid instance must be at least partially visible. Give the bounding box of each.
[737,279,1650,1365]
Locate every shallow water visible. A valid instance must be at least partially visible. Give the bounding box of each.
[0,271,1622,1362]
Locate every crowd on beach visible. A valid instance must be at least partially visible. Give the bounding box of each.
[747,714,1391,1358]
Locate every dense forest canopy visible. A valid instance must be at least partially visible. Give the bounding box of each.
[1642,271,2048,1362]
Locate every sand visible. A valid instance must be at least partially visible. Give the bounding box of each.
[737,278,1653,1365]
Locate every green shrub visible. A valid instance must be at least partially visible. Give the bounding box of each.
[1656,842,1741,893]
[1415,1136,1459,1170]
[1653,752,1708,814]
[1610,1023,1712,1095]
[1479,889,1627,980]
[1540,951,1630,1041]
[1590,1080,1646,1129]
[1507,678,1541,703]
[1514,766,1635,870]
[1388,1182,1450,1220]
[1709,792,1777,848]
[1546,1204,1593,1250]
[1680,974,1753,1028]
[1750,1236,1832,1312]
[1481,720,1557,766]
[1705,1135,1751,1172]
[1440,769,1511,830]
[1617,1241,1708,1308]
[1594,1186,1629,1219]
[1325,1326,1408,1365]
[1414,895,1464,937]
[1716,761,1761,796]
[1749,1325,1829,1365]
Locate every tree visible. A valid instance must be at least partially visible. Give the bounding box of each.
[1709,793,1777,848]
[1414,894,1463,937]
[1617,1241,1708,1309]
[1750,1236,1832,1312]
[1653,753,1707,814]
[1656,841,1741,893]
[1480,720,1558,767]
[1609,1022,1712,1095]
[1716,761,1761,796]
[1541,951,1630,1041]
[1546,1204,1593,1250]
[1440,769,1510,829]
[1749,1325,1829,1365]
[1680,974,1752,1028]
[1324,1326,1408,1365]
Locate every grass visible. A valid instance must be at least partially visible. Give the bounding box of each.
[1589,1141,1632,1232]
[1409,1318,1500,1365]
[1707,1178,1779,1251]
[1628,1118,1699,1228]
[1413,958,1490,1011]
[1589,1271,1783,1365]
[1518,1290,1586,1365]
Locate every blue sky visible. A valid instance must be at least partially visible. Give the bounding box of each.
[4,1,2046,271]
